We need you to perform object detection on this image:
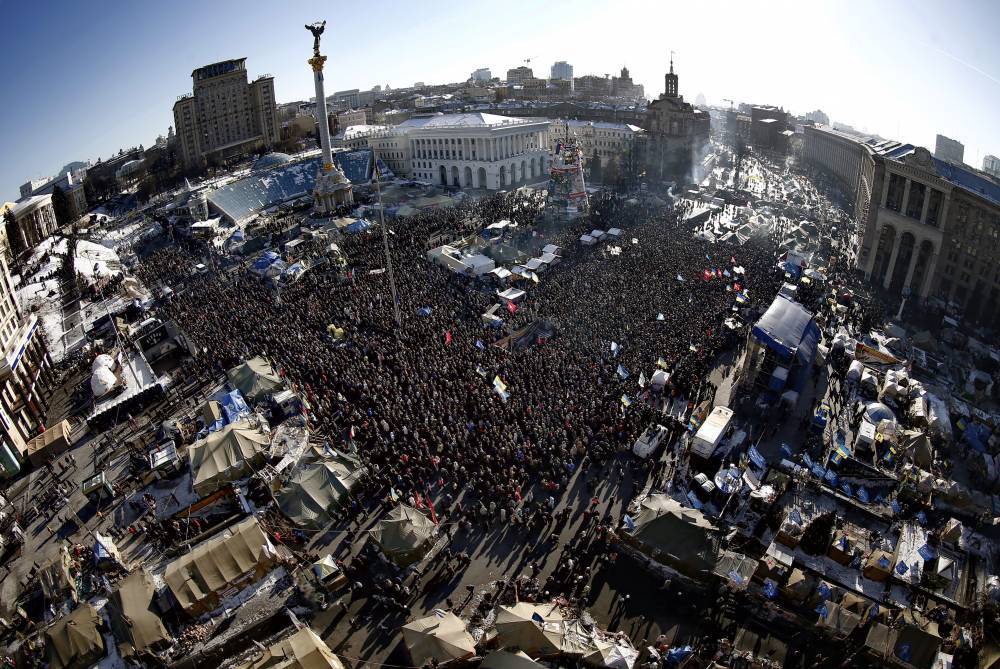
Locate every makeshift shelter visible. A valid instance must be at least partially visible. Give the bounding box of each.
[582,638,639,669]
[45,603,106,669]
[93,532,125,570]
[189,419,270,496]
[107,569,172,659]
[369,504,436,566]
[164,517,281,616]
[900,430,934,469]
[401,611,475,666]
[864,550,894,582]
[624,494,717,577]
[816,602,861,638]
[227,356,283,402]
[39,546,77,603]
[482,650,546,669]
[237,627,344,669]
[494,603,567,657]
[278,455,364,529]
[24,419,72,467]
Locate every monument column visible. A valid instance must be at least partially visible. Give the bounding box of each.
[306,21,353,216]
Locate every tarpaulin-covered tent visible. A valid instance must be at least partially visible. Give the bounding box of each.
[164,517,280,616]
[93,532,125,570]
[495,603,567,656]
[402,611,475,666]
[45,603,106,669]
[751,295,821,369]
[249,251,281,276]
[39,546,77,603]
[623,494,716,577]
[108,569,172,659]
[582,638,639,669]
[369,504,436,566]
[227,356,284,403]
[278,455,364,529]
[237,627,345,669]
[189,419,270,496]
[24,419,73,467]
[816,602,861,638]
[482,650,547,669]
[900,430,934,469]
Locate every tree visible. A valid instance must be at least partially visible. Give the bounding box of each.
[603,157,621,189]
[587,150,602,183]
[3,208,25,268]
[51,185,73,228]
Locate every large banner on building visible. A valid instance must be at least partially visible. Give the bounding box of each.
[855,343,903,368]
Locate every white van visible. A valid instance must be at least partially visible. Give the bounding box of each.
[633,424,669,459]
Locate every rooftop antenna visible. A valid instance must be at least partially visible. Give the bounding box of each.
[373,160,401,327]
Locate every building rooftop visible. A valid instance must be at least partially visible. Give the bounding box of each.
[399,112,541,129]
[932,157,1000,207]
[11,194,52,217]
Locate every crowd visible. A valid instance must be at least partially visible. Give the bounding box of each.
[132,189,790,538]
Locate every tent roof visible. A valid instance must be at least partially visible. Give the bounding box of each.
[628,495,716,572]
[482,650,546,669]
[164,517,277,613]
[751,295,820,366]
[108,569,171,657]
[278,458,363,529]
[189,419,270,495]
[495,603,567,657]
[369,504,436,562]
[45,603,106,669]
[39,546,77,601]
[402,612,475,666]
[237,627,345,669]
[227,356,283,401]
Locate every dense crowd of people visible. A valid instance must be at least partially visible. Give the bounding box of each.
[134,188,788,531]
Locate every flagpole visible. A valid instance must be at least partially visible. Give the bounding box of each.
[374,160,401,328]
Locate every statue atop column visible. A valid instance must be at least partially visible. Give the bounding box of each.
[305,21,326,57]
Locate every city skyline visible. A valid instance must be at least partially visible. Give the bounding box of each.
[2,0,999,201]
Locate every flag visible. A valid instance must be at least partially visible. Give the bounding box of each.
[702,269,712,281]
[733,282,743,292]
[414,492,424,509]
[531,612,545,624]
[621,394,632,407]
[735,292,749,304]
[841,482,853,497]
[817,582,831,599]
[824,469,839,486]
[475,339,485,350]
[748,445,766,469]
[676,274,685,282]
[656,357,668,369]
[444,330,452,345]
[617,364,630,380]
[815,604,829,619]
[390,488,400,502]
[638,372,646,387]
[428,498,439,525]
[476,365,487,377]
[493,376,507,393]
[783,443,796,458]
[917,544,936,561]
[611,341,620,356]
[507,301,518,314]
[656,313,665,321]
[857,487,870,504]
[763,579,778,599]
[623,514,636,531]
[895,561,909,575]
[705,253,711,261]
[897,643,912,663]
[723,269,731,278]
[916,511,927,526]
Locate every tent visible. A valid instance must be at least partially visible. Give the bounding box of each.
[402,611,475,666]
[816,602,861,638]
[227,356,284,403]
[93,532,125,570]
[624,494,716,576]
[24,419,73,467]
[39,546,77,602]
[494,603,567,657]
[278,455,364,529]
[751,295,821,368]
[369,504,436,566]
[237,627,345,669]
[163,517,280,616]
[900,430,934,468]
[45,603,106,669]
[189,420,270,495]
[107,569,172,659]
[344,219,371,234]
[482,650,546,669]
[582,638,639,669]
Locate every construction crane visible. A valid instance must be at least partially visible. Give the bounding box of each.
[523,57,533,66]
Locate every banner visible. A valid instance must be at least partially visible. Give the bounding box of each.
[855,343,902,367]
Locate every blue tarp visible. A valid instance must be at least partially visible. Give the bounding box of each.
[751,295,820,370]
[963,422,991,453]
[250,251,281,273]
[345,219,371,234]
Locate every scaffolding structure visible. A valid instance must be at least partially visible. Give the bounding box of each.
[549,141,589,216]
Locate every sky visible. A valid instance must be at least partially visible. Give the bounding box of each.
[1,0,998,201]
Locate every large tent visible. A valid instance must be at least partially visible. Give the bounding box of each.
[189,419,270,496]
[164,517,280,616]
[369,504,436,566]
[227,356,284,403]
[751,295,820,367]
[402,611,475,666]
[237,627,345,669]
[482,650,547,669]
[107,569,172,659]
[495,603,567,656]
[278,455,364,529]
[39,546,77,602]
[624,494,717,577]
[45,603,106,669]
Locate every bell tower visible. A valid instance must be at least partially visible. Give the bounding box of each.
[665,52,678,98]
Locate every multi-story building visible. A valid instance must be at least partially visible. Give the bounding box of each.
[335,109,371,133]
[115,159,146,188]
[547,119,643,164]
[472,68,492,83]
[173,58,279,168]
[611,67,643,100]
[861,146,1000,323]
[0,254,55,462]
[506,66,534,85]
[19,170,88,221]
[329,89,360,111]
[934,134,964,164]
[574,75,612,97]
[551,61,573,84]
[803,125,879,225]
[10,195,59,250]
[333,125,391,151]
[389,113,550,190]
[982,154,1000,179]
[750,106,790,153]
[644,59,711,183]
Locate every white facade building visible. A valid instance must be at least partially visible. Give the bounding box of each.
[547,119,643,163]
[374,113,550,190]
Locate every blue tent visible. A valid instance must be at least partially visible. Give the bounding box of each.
[345,219,371,234]
[250,251,280,274]
[752,295,821,369]
[218,389,251,424]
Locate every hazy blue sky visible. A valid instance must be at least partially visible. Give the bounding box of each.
[2,0,998,201]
